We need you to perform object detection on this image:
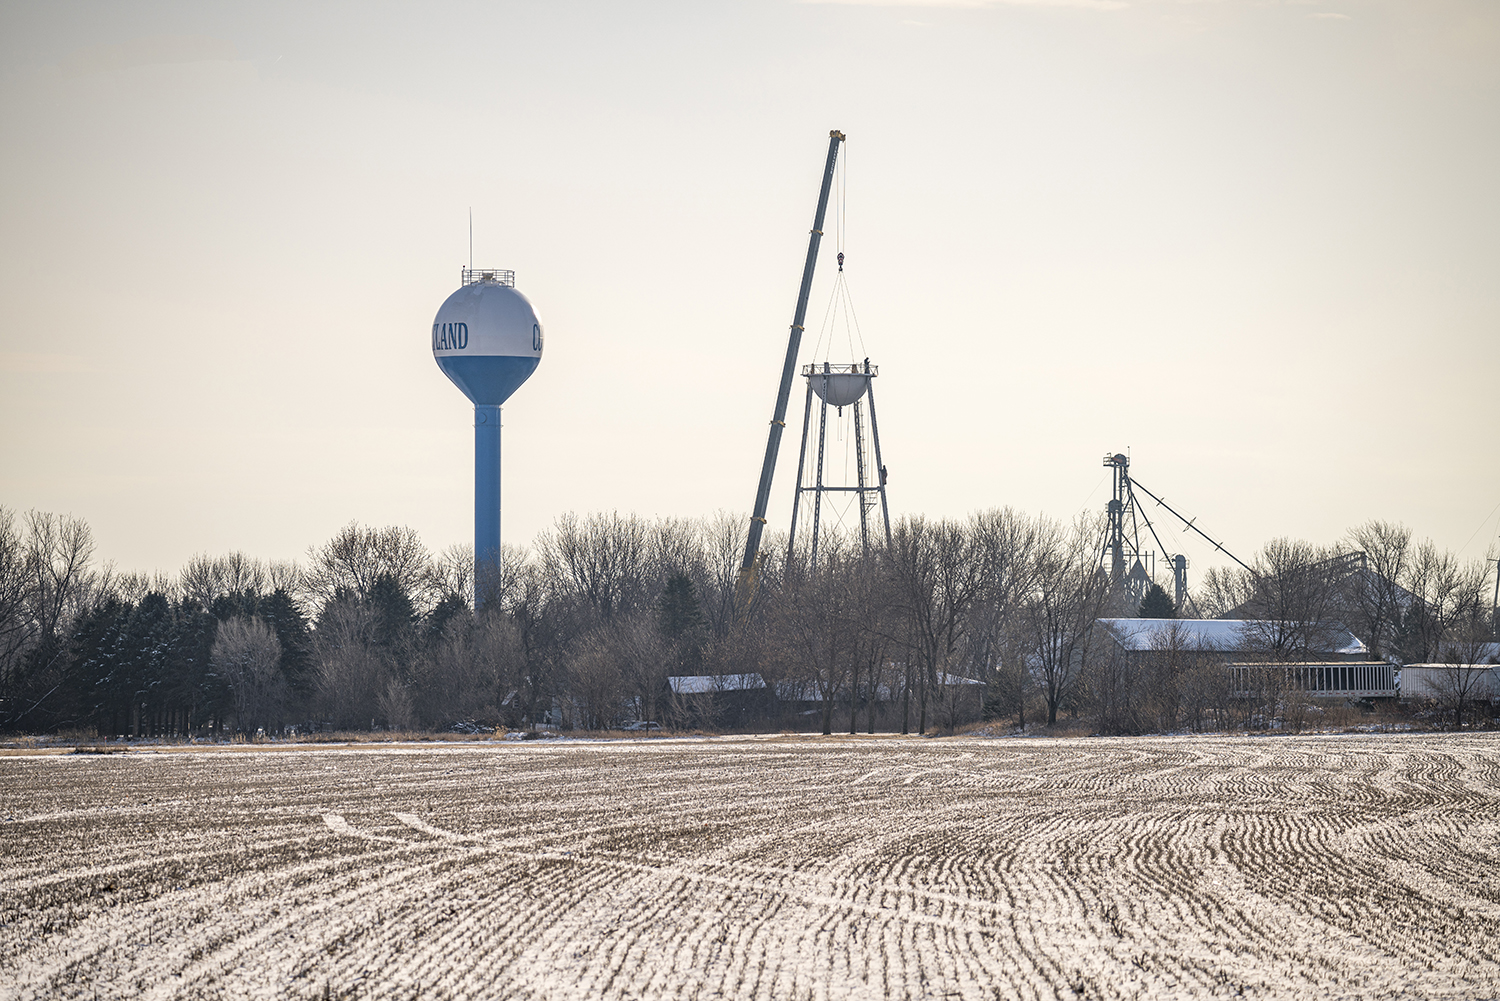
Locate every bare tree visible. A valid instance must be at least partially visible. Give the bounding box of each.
[537,512,655,622]
[408,606,518,728]
[1196,564,1257,620]
[652,517,704,585]
[1393,540,1478,665]
[0,508,33,685]
[1090,621,1150,734]
[1175,638,1232,733]
[303,523,437,611]
[1340,520,1413,661]
[980,617,1035,730]
[1423,560,1497,730]
[268,560,302,595]
[846,547,895,735]
[966,511,1053,733]
[311,598,389,729]
[963,508,1045,686]
[181,552,270,607]
[434,543,477,608]
[771,536,862,735]
[23,510,98,649]
[212,616,287,735]
[612,612,672,726]
[1016,515,1110,727]
[113,569,179,605]
[567,628,628,730]
[1210,539,1350,659]
[887,516,987,733]
[697,510,747,640]
[377,678,416,731]
[0,509,111,731]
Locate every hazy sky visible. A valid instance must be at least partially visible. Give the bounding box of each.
[2,0,1497,584]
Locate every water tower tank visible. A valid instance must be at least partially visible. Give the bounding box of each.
[805,362,872,408]
[432,270,543,405]
[432,269,543,606]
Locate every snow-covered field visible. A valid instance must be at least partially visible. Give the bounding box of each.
[3,734,1499,1000]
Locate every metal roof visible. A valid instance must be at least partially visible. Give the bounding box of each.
[668,674,768,695]
[1099,618,1368,656]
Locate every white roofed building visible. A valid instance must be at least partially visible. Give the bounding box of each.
[1098,618,1396,700]
[1099,618,1369,658]
[667,674,768,695]
[665,674,774,730]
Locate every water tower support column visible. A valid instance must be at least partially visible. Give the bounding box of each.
[475,404,502,602]
[865,367,893,547]
[785,380,816,567]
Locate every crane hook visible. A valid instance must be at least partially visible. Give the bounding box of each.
[837,252,844,272]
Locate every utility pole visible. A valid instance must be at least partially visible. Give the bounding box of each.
[1488,557,1500,639]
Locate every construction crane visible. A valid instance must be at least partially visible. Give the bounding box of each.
[736,130,846,605]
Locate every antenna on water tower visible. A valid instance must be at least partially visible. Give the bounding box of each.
[431,262,543,608]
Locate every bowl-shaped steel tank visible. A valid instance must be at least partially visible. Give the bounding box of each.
[804,362,876,407]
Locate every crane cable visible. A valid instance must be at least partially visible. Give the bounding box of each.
[802,147,866,545]
[811,150,866,365]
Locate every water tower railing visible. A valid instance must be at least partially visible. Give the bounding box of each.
[461,268,516,286]
[800,362,878,377]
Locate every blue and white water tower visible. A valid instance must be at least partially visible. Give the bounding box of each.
[432,268,543,605]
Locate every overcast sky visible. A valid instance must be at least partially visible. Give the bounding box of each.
[1,0,1497,585]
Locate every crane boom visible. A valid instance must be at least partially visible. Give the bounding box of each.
[737,130,845,599]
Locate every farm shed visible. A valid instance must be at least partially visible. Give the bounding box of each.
[666,673,775,728]
[1099,618,1396,699]
[1099,618,1370,659]
[668,673,769,695]
[771,672,981,704]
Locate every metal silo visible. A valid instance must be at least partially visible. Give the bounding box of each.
[432,268,543,606]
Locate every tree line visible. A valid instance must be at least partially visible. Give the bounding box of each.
[0,505,1494,737]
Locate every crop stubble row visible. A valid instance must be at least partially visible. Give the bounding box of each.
[2,734,1499,1000]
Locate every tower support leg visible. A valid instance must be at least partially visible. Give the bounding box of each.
[853,398,870,555]
[810,392,829,572]
[865,369,893,547]
[786,380,816,569]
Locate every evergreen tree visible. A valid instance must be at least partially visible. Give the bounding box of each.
[258,588,312,697]
[659,573,705,676]
[659,574,704,640]
[1138,583,1176,619]
[209,590,259,623]
[9,630,73,732]
[423,593,470,647]
[367,572,416,650]
[170,601,222,731]
[73,597,132,735]
[119,592,173,735]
